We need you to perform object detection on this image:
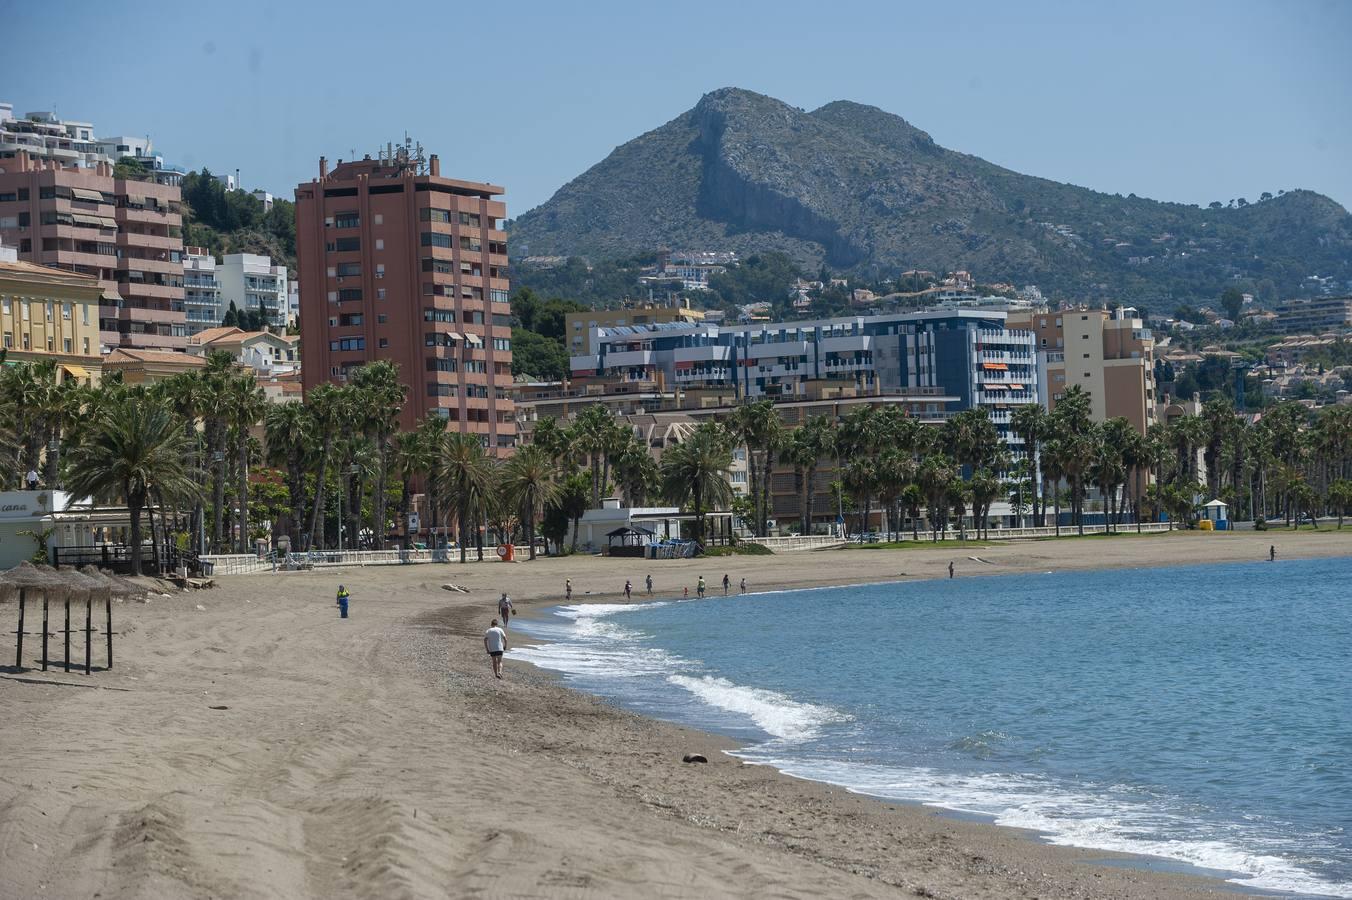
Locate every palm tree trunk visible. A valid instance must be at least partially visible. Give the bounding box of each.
[590,457,601,507]
[128,493,145,577]
[570,514,580,553]
[306,440,331,551]
[746,449,760,535]
[459,507,469,563]
[236,433,249,554]
[760,449,775,537]
[374,435,389,550]
[212,436,226,552]
[803,463,816,535]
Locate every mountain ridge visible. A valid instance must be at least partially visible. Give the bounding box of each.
[511,88,1352,304]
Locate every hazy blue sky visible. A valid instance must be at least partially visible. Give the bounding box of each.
[6,0,1350,214]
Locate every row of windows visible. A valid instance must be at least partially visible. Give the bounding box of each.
[330,337,365,351]
[418,209,481,227]
[1,299,87,323]
[326,237,361,252]
[2,332,90,354]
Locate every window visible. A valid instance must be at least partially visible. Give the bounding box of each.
[424,308,455,323]
[334,212,360,228]
[459,212,480,227]
[22,301,29,321]
[1,299,8,313]
[463,360,487,374]
[377,314,388,324]
[421,232,452,248]
[489,289,509,304]
[82,305,89,325]
[378,338,389,348]
[492,338,511,352]
[336,262,361,277]
[47,335,53,351]
[46,302,54,320]
[459,235,481,252]
[22,333,29,350]
[420,208,451,223]
[63,337,72,353]
[18,212,30,227]
[375,239,384,251]
[329,337,365,351]
[82,337,90,354]
[62,303,72,320]
[373,214,383,225]
[427,383,458,397]
[492,313,512,327]
[427,358,457,372]
[338,288,362,302]
[334,237,360,252]
[375,264,384,278]
[2,332,9,348]
[376,288,386,300]
[328,316,338,327]
[425,333,457,347]
[339,313,363,326]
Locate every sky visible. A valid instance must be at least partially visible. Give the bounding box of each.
[5,0,1350,215]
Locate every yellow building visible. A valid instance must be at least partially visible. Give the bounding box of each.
[0,253,105,385]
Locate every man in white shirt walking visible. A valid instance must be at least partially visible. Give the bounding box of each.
[484,619,508,679]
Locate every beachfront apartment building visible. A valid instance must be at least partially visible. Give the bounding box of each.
[565,300,704,356]
[0,151,187,352]
[295,152,514,445]
[0,244,104,385]
[218,252,288,330]
[570,309,1038,455]
[1008,306,1156,434]
[1274,296,1352,333]
[183,247,221,335]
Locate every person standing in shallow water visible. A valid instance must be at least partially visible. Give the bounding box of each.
[565,578,572,601]
[645,574,653,595]
[948,561,955,579]
[484,618,508,679]
[697,576,706,598]
[498,592,514,626]
[723,573,730,595]
[624,579,632,600]
[1270,545,1276,562]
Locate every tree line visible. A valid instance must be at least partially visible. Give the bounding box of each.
[4,357,1351,576]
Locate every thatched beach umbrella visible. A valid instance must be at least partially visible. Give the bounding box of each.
[78,565,142,601]
[58,567,112,602]
[0,561,73,670]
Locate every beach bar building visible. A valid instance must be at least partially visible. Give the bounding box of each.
[0,490,139,569]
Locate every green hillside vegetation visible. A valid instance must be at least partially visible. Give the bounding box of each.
[511,88,1352,306]
[180,169,297,272]
[509,288,585,380]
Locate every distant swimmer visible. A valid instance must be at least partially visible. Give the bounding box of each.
[645,574,653,595]
[1270,545,1276,562]
[740,577,747,594]
[723,573,730,595]
[697,576,706,599]
[684,586,689,599]
[484,618,508,679]
[565,578,573,601]
[948,561,955,579]
[624,579,633,600]
[498,592,514,626]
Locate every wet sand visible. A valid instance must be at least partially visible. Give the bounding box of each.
[1,529,1346,898]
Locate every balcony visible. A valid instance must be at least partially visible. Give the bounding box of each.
[603,349,655,368]
[118,331,187,350]
[115,304,185,325]
[119,282,182,300]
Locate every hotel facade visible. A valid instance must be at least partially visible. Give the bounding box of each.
[295,153,514,445]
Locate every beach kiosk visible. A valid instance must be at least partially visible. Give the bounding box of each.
[1201,499,1229,531]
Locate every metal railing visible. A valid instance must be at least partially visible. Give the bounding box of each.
[200,547,504,574]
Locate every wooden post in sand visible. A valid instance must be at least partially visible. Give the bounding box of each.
[84,597,92,675]
[106,595,113,670]
[63,597,71,674]
[42,597,49,671]
[15,590,25,668]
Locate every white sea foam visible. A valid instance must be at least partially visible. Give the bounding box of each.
[666,675,845,742]
[739,756,1352,898]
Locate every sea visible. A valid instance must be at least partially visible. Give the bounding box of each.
[511,558,1352,897]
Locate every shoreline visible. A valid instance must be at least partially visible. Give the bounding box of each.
[1,529,1347,898]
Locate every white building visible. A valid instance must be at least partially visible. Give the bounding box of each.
[182,247,222,336]
[0,103,184,186]
[218,253,288,329]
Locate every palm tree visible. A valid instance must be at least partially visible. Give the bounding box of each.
[65,394,200,576]
[572,404,617,507]
[392,429,433,550]
[729,399,783,537]
[554,471,592,553]
[264,402,312,550]
[1012,404,1050,525]
[968,467,1002,539]
[660,421,734,548]
[901,482,924,540]
[437,432,498,563]
[918,455,955,541]
[302,383,342,550]
[352,360,407,549]
[1326,479,1352,529]
[841,457,877,538]
[612,431,658,507]
[785,415,833,535]
[226,374,265,553]
[501,444,561,559]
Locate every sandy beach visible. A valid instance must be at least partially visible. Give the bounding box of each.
[2,529,1349,899]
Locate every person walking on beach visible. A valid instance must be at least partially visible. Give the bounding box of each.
[484,619,508,679]
[565,578,573,601]
[740,577,747,594]
[1270,545,1276,562]
[697,576,706,599]
[624,579,633,600]
[683,586,689,599]
[498,592,514,626]
[722,573,730,595]
[948,561,955,579]
[645,574,653,595]
[335,584,350,618]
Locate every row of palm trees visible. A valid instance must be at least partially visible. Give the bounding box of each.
[0,356,738,574]
[5,352,1352,575]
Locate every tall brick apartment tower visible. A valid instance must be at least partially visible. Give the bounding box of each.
[295,150,514,448]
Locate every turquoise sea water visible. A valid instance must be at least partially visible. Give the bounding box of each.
[512,558,1352,897]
